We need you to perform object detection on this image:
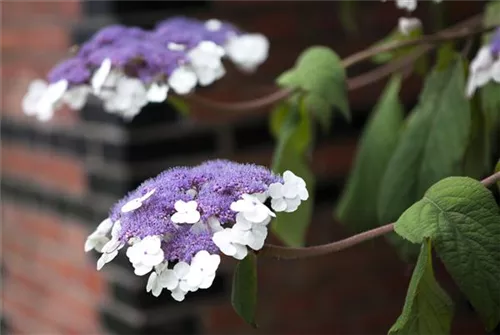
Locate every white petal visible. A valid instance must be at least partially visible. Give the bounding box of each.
[147,83,169,103]
[199,272,216,289]
[155,261,169,274]
[102,239,122,253]
[230,199,252,212]
[92,58,112,93]
[143,236,162,252]
[225,34,269,72]
[170,287,186,301]
[160,270,179,290]
[185,211,201,224]
[254,192,268,203]
[134,263,153,276]
[281,182,298,199]
[268,183,283,199]
[146,272,158,292]
[285,196,301,213]
[186,268,203,288]
[174,200,188,212]
[142,251,165,267]
[46,80,68,103]
[97,250,118,270]
[22,80,48,116]
[96,218,113,234]
[63,85,90,110]
[398,17,421,36]
[126,245,143,264]
[271,198,287,212]
[232,244,248,260]
[168,42,186,51]
[205,19,222,31]
[168,66,197,95]
[208,217,223,233]
[213,230,237,256]
[185,201,198,211]
[152,284,163,297]
[491,60,500,83]
[282,171,296,183]
[173,262,190,278]
[121,198,143,213]
[171,212,185,224]
[242,207,270,224]
[298,187,309,201]
[190,220,208,234]
[140,189,156,202]
[111,220,121,240]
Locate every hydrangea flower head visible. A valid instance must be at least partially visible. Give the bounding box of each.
[21,17,270,122]
[85,160,309,301]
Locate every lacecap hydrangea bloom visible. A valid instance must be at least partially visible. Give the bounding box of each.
[85,160,309,301]
[22,17,269,122]
[466,28,500,97]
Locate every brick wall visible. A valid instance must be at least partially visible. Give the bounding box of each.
[1,1,489,334]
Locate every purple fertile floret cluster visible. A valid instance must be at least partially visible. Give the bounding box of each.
[490,27,500,55]
[109,159,282,262]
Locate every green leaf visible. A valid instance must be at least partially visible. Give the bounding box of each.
[463,97,491,179]
[496,159,500,192]
[395,176,500,330]
[231,252,258,328]
[168,96,190,116]
[483,0,500,43]
[389,240,454,335]
[378,56,471,225]
[336,75,404,232]
[269,102,290,139]
[277,46,350,127]
[371,26,423,65]
[480,82,500,131]
[271,99,314,247]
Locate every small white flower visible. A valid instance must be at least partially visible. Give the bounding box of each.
[147,82,169,103]
[160,262,192,301]
[63,85,91,110]
[121,189,156,213]
[188,41,226,86]
[232,214,268,250]
[168,42,186,51]
[205,19,222,32]
[225,34,269,72]
[103,77,148,120]
[268,171,308,213]
[230,193,275,223]
[22,79,48,116]
[466,46,495,97]
[168,66,198,95]
[92,58,112,94]
[84,218,113,252]
[492,59,500,83]
[184,250,220,290]
[126,235,164,276]
[398,17,421,36]
[34,79,68,122]
[96,220,124,270]
[396,0,417,12]
[212,228,248,260]
[146,262,169,297]
[171,200,201,224]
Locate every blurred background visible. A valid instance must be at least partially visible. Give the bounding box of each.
[0,1,490,334]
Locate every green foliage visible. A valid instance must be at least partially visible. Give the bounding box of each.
[231,252,258,328]
[496,160,500,192]
[277,46,350,132]
[480,82,500,132]
[378,56,470,225]
[463,97,491,179]
[483,0,500,43]
[395,177,500,330]
[336,75,404,232]
[389,240,453,335]
[271,99,314,247]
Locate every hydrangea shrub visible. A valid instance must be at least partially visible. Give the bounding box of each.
[22,1,500,334]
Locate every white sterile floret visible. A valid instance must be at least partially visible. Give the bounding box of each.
[146,262,169,297]
[103,77,148,120]
[126,235,164,276]
[466,46,495,97]
[268,170,309,213]
[171,200,201,224]
[22,79,48,116]
[161,262,193,301]
[92,58,112,94]
[188,41,226,86]
[168,42,186,51]
[184,250,220,290]
[146,82,169,103]
[63,85,91,110]
[35,79,68,122]
[230,194,275,223]
[168,66,198,95]
[232,213,268,250]
[396,0,417,12]
[212,228,248,260]
[121,189,156,213]
[97,220,124,270]
[225,34,270,72]
[398,17,421,36]
[205,19,222,32]
[85,217,113,252]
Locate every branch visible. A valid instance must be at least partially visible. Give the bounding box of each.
[259,172,500,260]
[186,14,490,113]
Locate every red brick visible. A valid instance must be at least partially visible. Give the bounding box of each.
[1,144,86,195]
[1,24,69,53]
